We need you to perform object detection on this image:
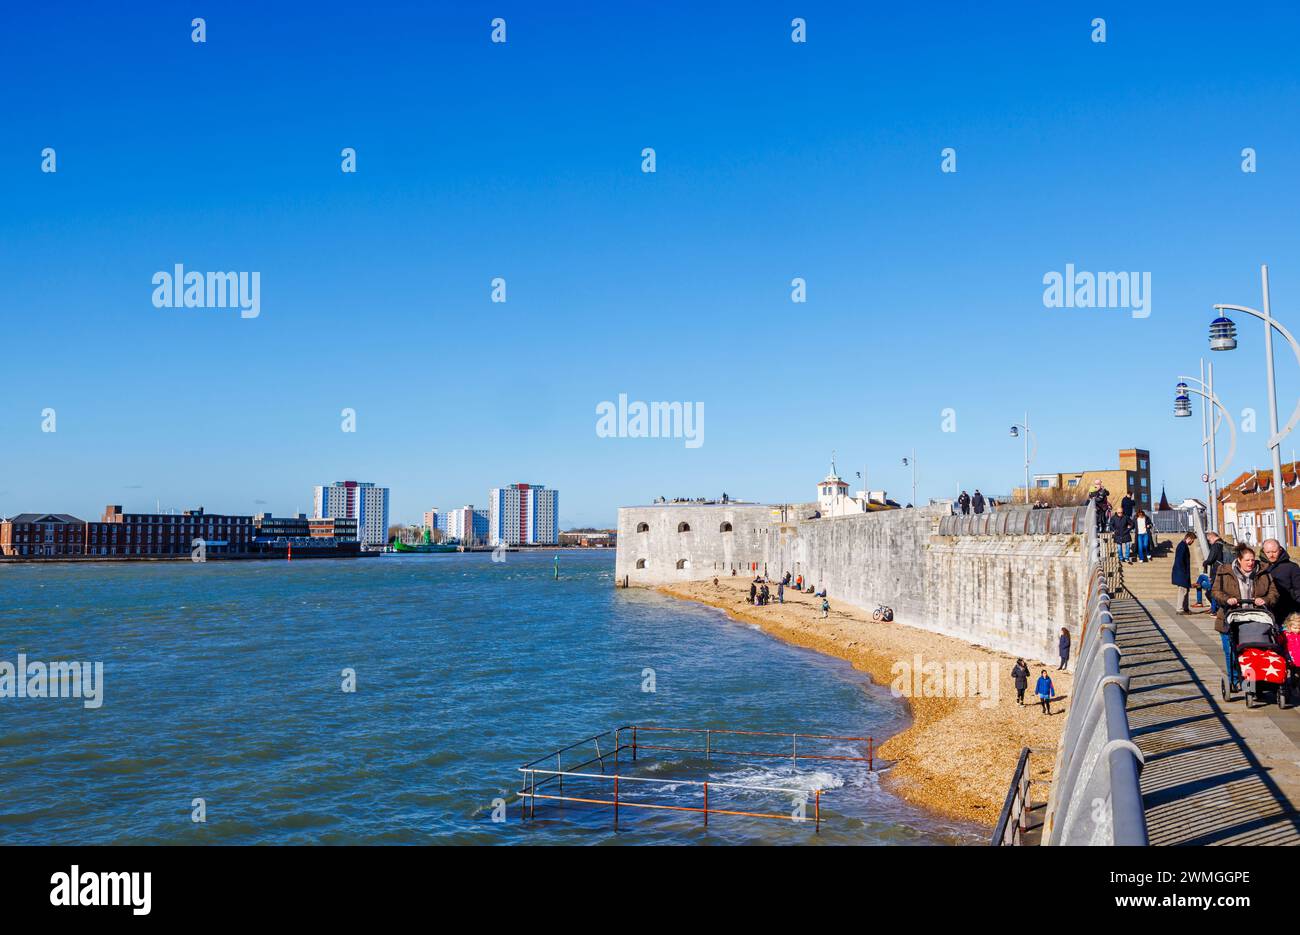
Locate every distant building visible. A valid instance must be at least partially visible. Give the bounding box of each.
[490,484,559,545]
[1218,462,1300,546]
[444,505,489,545]
[314,481,389,547]
[309,516,357,541]
[815,462,893,517]
[559,530,617,547]
[1015,448,1153,509]
[0,513,87,557]
[87,506,254,557]
[423,509,439,532]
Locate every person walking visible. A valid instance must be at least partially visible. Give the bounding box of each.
[958,490,971,515]
[1035,669,1056,715]
[1109,508,1134,563]
[1011,659,1030,705]
[820,597,830,619]
[749,582,757,604]
[777,581,784,604]
[1133,509,1153,562]
[1058,628,1071,670]
[1260,538,1300,631]
[1202,531,1226,575]
[1121,492,1134,519]
[1172,532,1194,613]
[1211,543,1278,691]
[971,490,985,515]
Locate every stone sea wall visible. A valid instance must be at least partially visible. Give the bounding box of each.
[615,504,1087,663]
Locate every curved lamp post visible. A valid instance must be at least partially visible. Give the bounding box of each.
[1211,264,1300,543]
[1009,413,1037,505]
[1175,377,1236,486]
[901,451,917,508]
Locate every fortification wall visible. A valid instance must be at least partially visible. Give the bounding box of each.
[616,504,1086,663]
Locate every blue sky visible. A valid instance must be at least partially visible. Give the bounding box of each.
[3,1,1300,526]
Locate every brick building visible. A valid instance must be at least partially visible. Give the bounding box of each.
[1218,462,1300,547]
[0,513,87,557]
[1014,447,1154,508]
[86,505,254,557]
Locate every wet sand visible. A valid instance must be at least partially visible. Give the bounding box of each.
[657,577,1072,827]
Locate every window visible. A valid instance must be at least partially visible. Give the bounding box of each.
[1067,479,1079,487]
[1140,459,1148,469]
[677,522,690,533]
[676,558,689,570]
[720,522,733,532]
[635,558,646,569]
[636,522,649,533]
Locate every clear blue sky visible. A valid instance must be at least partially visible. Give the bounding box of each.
[4,1,1300,526]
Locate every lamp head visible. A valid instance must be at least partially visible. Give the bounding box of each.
[1210,315,1237,352]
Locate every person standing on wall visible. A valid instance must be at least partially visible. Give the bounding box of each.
[1172,532,1195,614]
[958,490,971,515]
[1058,628,1071,671]
[971,490,985,515]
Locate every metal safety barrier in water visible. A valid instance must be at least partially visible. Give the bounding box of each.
[516,725,874,833]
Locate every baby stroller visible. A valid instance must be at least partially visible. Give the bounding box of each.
[1221,607,1289,709]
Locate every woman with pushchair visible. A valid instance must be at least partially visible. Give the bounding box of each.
[1212,543,1279,691]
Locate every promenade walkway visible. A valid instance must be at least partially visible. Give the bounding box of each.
[1117,548,1300,844]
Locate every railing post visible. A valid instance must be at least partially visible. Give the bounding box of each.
[614,775,619,828]
[815,789,821,834]
[529,769,536,819]
[557,753,563,795]
[632,726,638,761]
[706,729,711,761]
[703,782,709,827]
[792,733,797,763]
[868,737,873,771]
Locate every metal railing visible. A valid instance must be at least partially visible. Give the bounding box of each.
[993,747,1033,845]
[516,725,874,833]
[937,505,1090,537]
[1039,500,1148,846]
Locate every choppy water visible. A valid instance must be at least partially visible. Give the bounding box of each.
[0,551,982,845]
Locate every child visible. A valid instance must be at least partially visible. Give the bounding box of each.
[1035,669,1055,715]
[1195,573,1213,610]
[820,598,830,619]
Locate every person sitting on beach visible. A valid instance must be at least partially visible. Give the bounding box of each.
[820,598,830,619]
[1035,669,1055,715]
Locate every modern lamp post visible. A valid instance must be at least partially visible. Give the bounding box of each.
[1210,264,1300,543]
[901,451,917,508]
[1174,378,1236,514]
[1009,413,1036,505]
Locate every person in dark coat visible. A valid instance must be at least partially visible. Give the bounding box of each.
[1172,532,1194,613]
[971,490,985,515]
[1202,532,1226,574]
[958,490,971,515]
[1109,510,1134,562]
[1261,539,1300,630]
[1011,659,1030,705]
[1058,628,1071,670]
[1121,492,1134,518]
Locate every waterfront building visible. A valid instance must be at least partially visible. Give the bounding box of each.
[422,509,439,533]
[1217,461,1300,546]
[1015,447,1153,508]
[313,481,389,547]
[444,505,489,545]
[309,516,357,541]
[558,530,617,547]
[489,484,559,546]
[87,506,254,557]
[0,513,87,557]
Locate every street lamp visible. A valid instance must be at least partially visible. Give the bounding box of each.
[1009,413,1037,505]
[1210,264,1300,543]
[1174,375,1237,531]
[901,451,916,508]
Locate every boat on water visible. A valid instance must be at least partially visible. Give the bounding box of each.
[391,528,458,554]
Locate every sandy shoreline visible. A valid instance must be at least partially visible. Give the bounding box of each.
[656,577,1072,827]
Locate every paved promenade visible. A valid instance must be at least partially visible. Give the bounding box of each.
[1118,549,1300,845]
